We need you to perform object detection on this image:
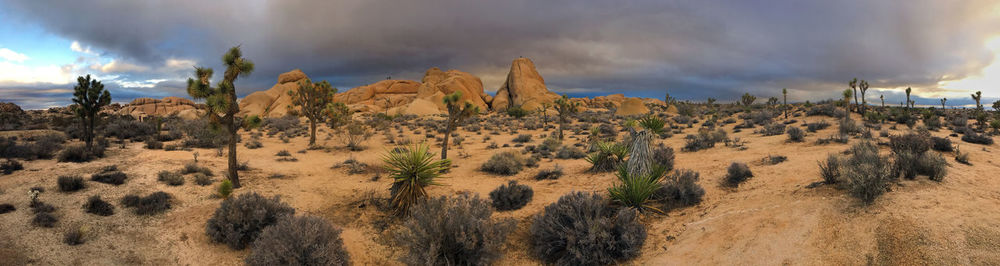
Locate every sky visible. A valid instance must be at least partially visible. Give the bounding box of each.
[2,0,1000,109]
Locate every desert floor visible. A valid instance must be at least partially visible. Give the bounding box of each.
[2,111,1000,265]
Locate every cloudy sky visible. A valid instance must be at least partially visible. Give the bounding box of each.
[2,0,1000,109]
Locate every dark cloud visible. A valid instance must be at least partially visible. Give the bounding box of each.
[3,0,1000,108]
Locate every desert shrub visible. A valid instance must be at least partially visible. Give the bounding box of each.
[91,169,127,185]
[158,171,184,186]
[180,119,229,148]
[888,133,930,155]
[218,179,234,198]
[750,110,776,125]
[122,191,172,215]
[758,122,786,136]
[57,144,93,162]
[723,162,753,187]
[383,144,450,215]
[818,154,841,184]
[104,118,156,140]
[787,126,805,142]
[63,227,86,246]
[83,195,114,216]
[842,142,892,204]
[682,129,726,152]
[205,192,295,250]
[531,192,645,265]
[181,162,213,176]
[193,173,213,186]
[806,104,843,118]
[961,131,993,145]
[652,144,675,171]
[245,215,350,266]
[506,105,531,118]
[0,203,16,214]
[57,175,86,192]
[918,152,948,182]
[931,137,953,152]
[481,151,525,175]
[806,120,831,132]
[32,212,58,227]
[555,145,586,159]
[838,118,862,135]
[144,139,163,149]
[512,134,532,143]
[244,139,262,149]
[489,181,533,211]
[535,165,564,180]
[1,159,23,175]
[656,169,704,210]
[586,141,628,172]
[397,194,514,266]
[30,201,55,214]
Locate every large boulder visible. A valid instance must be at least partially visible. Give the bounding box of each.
[492,58,560,111]
[238,69,309,118]
[614,98,650,116]
[416,67,490,111]
[333,79,422,111]
[118,96,200,118]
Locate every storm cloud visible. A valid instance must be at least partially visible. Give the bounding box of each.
[3,0,1000,108]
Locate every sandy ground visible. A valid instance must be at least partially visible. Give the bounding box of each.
[2,110,1000,265]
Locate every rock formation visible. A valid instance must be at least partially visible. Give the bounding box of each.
[330,67,489,114]
[614,97,650,116]
[333,79,421,113]
[238,69,309,118]
[118,96,202,119]
[492,58,560,111]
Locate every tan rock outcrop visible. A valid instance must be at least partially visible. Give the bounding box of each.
[118,96,200,118]
[238,69,309,118]
[493,58,560,111]
[614,97,650,116]
[416,67,490,111]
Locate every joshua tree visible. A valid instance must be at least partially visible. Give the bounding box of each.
[554,94,579,140]
[858,80,869,114]
[440,91,479,159]
[290,78,335,146]
[740,93,756,112]
[782,88,788,119]
[972,91,983,111]
[186,46,257,188]
[326,102,350,131]
[942,98,947,109]
[71,74,111,155]
[766,97,779,108]
[880,94,885,109]
[904,87,912,113]
[849,78,858,112]
[538,102,551,127]
[842,89,853,118]
[664,91,673,105]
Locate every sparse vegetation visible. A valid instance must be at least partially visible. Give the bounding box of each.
[535,165,564,180]
[397,194,514,265]
[245,215,350,266]
[723,162,753,187]
[842,142,893,204]
[205,192,295,250]
[158,171,184,186]
[122,191,172,215]
[489,181,533,211]
[531,192,645,265]
[83,195,114,216]
[656,169,704,210]
[57,175,85,192]
[383,143,450,215]
[481,151,525,175]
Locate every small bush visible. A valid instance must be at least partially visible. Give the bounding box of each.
[586,142,628,172]
[555,145,586,159]
[122,191,172,215]
[918,152,948,182]
[205,192,295,250]
[0,203,15,214]
[888,133,930,155]
[91,170,127,185]
[158,171,184,186]
[182,162,213,176]
[683,129,726,152]
[787,126,805,142]
[1,159,23,175]
[931,137,953,152]
[535,166,564,180]
[758,122,786,136]
[481,151,525,175]
[723,162,753,187]
[657,169,705,210]
[83,195,114,216]
[961,131,993,145]
[843,142,892,204]
[218,179,234,198]
[32,212,58,227]
[193,173,213,186]
[63,227,86,246]
[512,134,532,143]
[818,154,841,184]
[506,105,531,118]
[531,192,645,265]
[806,120,831,132]
[57,175,85,192]
[489,181,533,211]
[245,216,350,266]
[57,144,91,162]
[652,145,675,171]
[144,139,163,149]
[839,118,862,135]
[397,194,514,265]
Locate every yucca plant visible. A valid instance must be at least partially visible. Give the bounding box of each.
[383,143,451,215]
[585,141,629,172]
[638,115,665,135]
[609,164,666,213]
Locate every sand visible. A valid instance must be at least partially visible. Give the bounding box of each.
[1,109,999,265]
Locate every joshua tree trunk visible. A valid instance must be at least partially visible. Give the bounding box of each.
[558,117,566,140]
[441,123,453,159]
[226,118,240,188]
[309,120,317,146]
